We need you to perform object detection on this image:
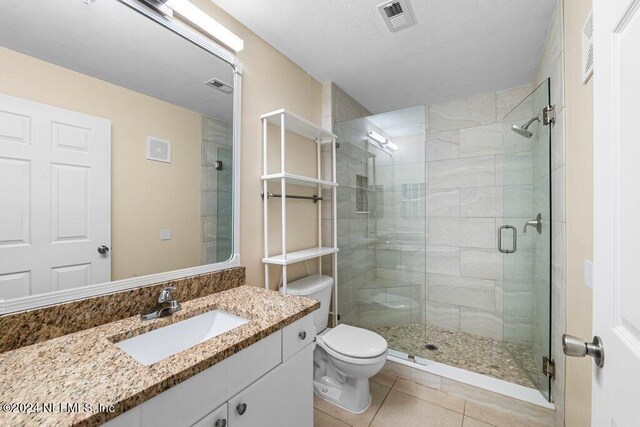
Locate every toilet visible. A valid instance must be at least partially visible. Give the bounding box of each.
[284,274,388,414]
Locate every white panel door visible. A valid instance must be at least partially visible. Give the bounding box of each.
[593,0,640,425]
[0,93,110,299]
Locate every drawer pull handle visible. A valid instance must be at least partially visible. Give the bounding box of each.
[214,419,227,427]
[299,331,307,340]
[236,403,247,415]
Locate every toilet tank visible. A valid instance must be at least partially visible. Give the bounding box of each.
[281,274,334,332]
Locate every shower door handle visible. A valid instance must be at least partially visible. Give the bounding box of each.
[498,225,517,254]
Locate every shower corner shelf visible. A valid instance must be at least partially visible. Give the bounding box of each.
[261,108,338,326]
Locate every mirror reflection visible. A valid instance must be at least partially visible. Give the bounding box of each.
[0,0,235,300]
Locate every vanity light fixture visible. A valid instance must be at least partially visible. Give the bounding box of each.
[146,0,244,52]
[368,130,398,151]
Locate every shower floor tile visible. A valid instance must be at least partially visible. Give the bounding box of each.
[371,323,536,388]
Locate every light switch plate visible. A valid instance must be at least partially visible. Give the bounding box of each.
[584,259,593,289]
[160,229,172,241]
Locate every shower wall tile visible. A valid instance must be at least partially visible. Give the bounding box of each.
[460,249,503,281]
[459,123,503,158]
[425,301,460,331]
[552,165,565,221]
[425,246,460,276]
[429,92,497,132]
[428,274,495,311]
[393,138,426,165]
[503,185,534,218]
[460,307,503,340]
[376,268,426,286]
[426,130,460,161]
[393,162,426,188]
[551,108,565,170]
[495,152,533,186]
[429,218,495,248]
[429,156,495,189]
[460,186,503,217]
[426,189,460,217]
[497,85,534,120]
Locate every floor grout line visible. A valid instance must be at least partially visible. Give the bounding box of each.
[313,405,354,427]
[367,385,393,427]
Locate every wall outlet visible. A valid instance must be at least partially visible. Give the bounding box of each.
[160,229,172,241]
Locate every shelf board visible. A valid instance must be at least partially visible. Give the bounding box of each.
[261,109,336,142]
[262,247,339,266]
[262,173,337,188]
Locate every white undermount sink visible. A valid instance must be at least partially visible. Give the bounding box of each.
[116,310,249,366]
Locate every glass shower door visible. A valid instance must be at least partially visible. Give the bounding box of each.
[500,79,552,399]
[334,107,427,362]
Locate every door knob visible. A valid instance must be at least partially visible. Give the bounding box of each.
[97,245,110,254]
[236,403,247,415]
[562,334,604,367]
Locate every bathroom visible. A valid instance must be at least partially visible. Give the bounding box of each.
[0,0,636,426]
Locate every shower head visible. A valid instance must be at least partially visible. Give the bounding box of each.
[511,115,541,139]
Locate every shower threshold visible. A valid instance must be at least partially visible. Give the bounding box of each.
[373,324,535,387]
[372,324,553,408]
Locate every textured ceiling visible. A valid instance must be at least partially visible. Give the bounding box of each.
[212,0,556,113]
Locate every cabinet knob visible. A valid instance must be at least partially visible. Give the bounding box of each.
[236,403,247,415]
[299,331,307,340]
[214,419,227,427]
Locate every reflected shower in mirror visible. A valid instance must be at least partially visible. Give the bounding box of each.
[0,0,235,300]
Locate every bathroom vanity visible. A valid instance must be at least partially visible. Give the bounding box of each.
[0,286,318,426]
[107,312,316,427]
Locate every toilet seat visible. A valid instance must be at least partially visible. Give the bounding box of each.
[319,325,388,362]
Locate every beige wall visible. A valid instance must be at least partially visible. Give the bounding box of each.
[563,0,594,425]
[191,0,324,289]
[0,46,202,281]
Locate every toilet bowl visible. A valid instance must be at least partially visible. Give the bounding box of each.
[283,275,388,414]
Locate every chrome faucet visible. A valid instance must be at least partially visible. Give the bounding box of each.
[523,213,543,235]
[141,286,182,321]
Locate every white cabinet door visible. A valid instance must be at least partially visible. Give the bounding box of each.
[228,344,313,427]
[192,403,227,427]
[0,93,111,298]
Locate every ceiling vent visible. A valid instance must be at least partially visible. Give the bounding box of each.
[377,0,416,32]
[205,78,233,94]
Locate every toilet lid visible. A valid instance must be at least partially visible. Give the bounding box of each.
[322,324,388,358]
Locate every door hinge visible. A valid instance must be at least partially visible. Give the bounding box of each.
[543,105,556,126]
[543,356,556,380]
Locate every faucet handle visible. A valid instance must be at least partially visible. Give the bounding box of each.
[158,286,176,303]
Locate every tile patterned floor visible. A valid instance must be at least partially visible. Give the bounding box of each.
[314,369,553,427]
[370,324,537,388]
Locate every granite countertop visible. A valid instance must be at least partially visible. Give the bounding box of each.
[0,285,319,426]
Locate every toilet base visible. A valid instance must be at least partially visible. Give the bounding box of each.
[313,376,372,414]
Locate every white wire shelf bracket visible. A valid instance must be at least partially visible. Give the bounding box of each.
[262,247,339,266]
[261,109,336,142]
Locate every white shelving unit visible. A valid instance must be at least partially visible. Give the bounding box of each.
[262,109,338,323]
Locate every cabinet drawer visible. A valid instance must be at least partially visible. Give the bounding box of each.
[282,313,315,361]
[192,403,227,427]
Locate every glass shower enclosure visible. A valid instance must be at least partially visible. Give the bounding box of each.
[334,81,553,400]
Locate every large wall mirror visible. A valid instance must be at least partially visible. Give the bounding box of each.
[0,0,241,313]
